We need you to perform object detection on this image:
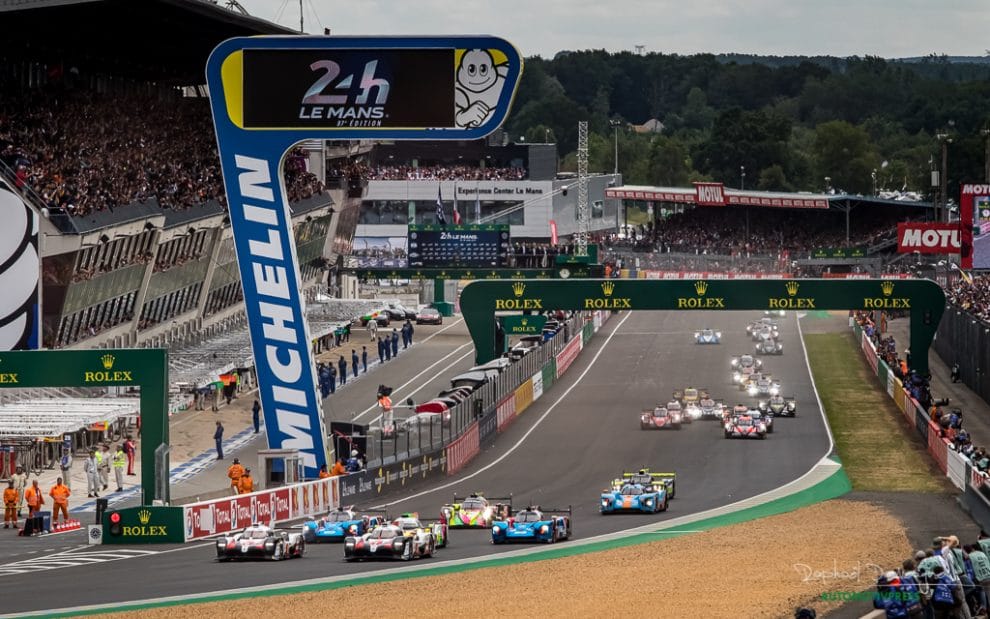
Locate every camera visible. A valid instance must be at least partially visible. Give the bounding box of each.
[933,397,950,407]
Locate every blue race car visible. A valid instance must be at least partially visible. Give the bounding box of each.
[694,328,721,344]
[491,506,572,544]
[301,507,388,543]
[600,482,668,514]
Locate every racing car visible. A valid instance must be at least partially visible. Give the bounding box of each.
[699,396,724,420]
[694,328,721,344]
[344,523,434,561]
[665,400,689,424]
[391,512,448,549]
[617,469,677,499]
[640,405,682,430]
[746,374,781,398]
[301,507,388,543]
[491,506,572,544]
[681,387,701,405]
[216,524,306,561]
[600,481,668,514]
[724,413,767,439]
[764,309,786,318]
[758,394,797,417]
[752,407,774,433]
[752,324,779,342]
[730,354,763,384]
[755,338,784,355]
[746,317,779,339]
[440,493,512,528]
[684,401,703,421]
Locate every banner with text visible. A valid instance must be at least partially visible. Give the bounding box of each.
[897,223,962,254]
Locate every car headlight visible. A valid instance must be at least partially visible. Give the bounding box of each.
[601,498,609,506]
[748,387,757,396]
[716,332,721,338]
[645,499,653,506]
[770,387,779,395]
[493,525,500,533]
[349,524,357,533]
[724,423,732,430]
[540,525,549,534]
[694,332,700,338]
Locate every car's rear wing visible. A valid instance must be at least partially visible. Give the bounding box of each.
[451,494,513,506]
[538,505,572,517]
[358,508,389,518]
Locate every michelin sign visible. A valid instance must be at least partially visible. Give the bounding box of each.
[206,36,522,476]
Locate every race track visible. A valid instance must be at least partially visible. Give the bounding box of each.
[3,310,832,615]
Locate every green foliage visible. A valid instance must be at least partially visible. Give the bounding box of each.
[505,51,990,190]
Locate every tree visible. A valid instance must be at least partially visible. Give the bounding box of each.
[646,136,692,186]
[812,121,879,194]
[693,108,793,184]
[758,165,792,191]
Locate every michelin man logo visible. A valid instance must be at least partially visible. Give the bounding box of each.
[455,49,509,128]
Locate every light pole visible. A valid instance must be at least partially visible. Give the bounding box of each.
[824,176,832,193]
[982,127,990,183]
[936,121,954,223]
[609,119,621,176]
[871,169,877,197]
[740,166,746,190]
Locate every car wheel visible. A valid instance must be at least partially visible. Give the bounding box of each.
[296,539,306,558]
[272,542,284,561]
[724,431,731,438]
[401,540,413,561]
[424,538,434,558]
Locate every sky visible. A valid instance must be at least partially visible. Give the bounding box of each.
[237,0,990,59]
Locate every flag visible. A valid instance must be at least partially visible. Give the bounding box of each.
[452,182,461,224]
[958,267,974,286]
[475,192,481,223]
[436,185,446,226]
[550,220,558,245]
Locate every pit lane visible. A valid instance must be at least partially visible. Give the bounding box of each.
[3,310,832,615]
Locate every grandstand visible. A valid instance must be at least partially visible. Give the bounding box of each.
[0,0,367,463]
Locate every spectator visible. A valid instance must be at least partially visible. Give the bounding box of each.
[252,399,261,434]
[317,464,331,479]
[345,450,362,472]
[330,458,347,476]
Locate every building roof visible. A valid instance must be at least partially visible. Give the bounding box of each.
[606,184,932,211]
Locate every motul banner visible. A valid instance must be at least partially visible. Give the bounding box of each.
[897,223,962,254]
[694,182,726,206]
[184,476,338,541]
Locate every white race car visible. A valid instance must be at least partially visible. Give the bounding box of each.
[755,338,783,355]
[695,328,721,344]
[216,524,306,561]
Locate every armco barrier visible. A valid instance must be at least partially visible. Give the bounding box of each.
[914,408,929,442]
[496,393,516,431]
[184,476,339,541]
[861,330,878,375]
[532,370,544,401]
[948,449,968,490]
[447,421,479,476]
[514,379,534,416]
[338,449,447,504]
[478,408,498,445]
[927,419,948,474]
[542,360,555,392]
[556,336,583,378]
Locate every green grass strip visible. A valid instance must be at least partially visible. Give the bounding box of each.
[803,333,945,492]
[40,466,850,618]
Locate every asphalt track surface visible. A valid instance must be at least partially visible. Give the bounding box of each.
[3,310,832,615]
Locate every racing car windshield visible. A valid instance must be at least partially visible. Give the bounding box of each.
[685,389,698,398]
[462,499,486,509]
[740,355,754,367]
[246,529,269,539]
[667,402,682,411]
[620,485,644,495]
[368,528,398,539]
[735,417,753,426]
[629,474,652,485]
[516,511,542,522]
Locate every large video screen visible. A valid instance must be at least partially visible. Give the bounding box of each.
[352,236,408,268]
[407,225,510,268]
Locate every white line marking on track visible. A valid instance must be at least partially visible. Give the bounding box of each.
[795,313,836,454]
[372,311,635,508]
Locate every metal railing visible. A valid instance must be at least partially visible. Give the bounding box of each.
[363,312,581,468]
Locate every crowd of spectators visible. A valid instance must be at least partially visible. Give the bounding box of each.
[343,163,527,181]
[946,275,990,324]
[613,208,918,256]
[0,87,325,217]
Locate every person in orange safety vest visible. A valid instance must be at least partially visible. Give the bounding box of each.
[4,481,18,528]
[49,477,71,524]
[237,468,254,494]
[24,480,43,517]
[227,458,245,496]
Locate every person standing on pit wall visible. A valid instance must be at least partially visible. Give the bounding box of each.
[338,355,347,386]
[84,450,100,498]
[112,445,126,493]
[99,444,112,491]
[227,458,244,496]
[4,481,18,529]
[377,337,385,364]
[400,321,409,349]
[11,465,26,517]
[351,349,359,379]
[327,363,337,394]
[384,336,392,361]
[368,317,378,341]
[214,421,224,460]
[391,329,399,358]
[252,399,261,434]
[406,319,414,345]
[361,345,368,373]
[48,477,70,525]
